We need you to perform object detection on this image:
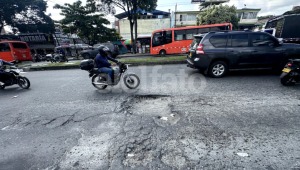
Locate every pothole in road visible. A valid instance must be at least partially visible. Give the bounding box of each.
[128,95,181,127]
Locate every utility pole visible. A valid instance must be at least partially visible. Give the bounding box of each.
[174,3,177,28]
[168,9,171,28]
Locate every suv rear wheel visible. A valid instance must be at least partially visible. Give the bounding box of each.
[208,61,228,78]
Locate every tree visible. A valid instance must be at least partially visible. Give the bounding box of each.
[54,0,120,45]
[99,0,157,53]
[197,5,239,29]
[0,0,55,33]
[283,9,300,15]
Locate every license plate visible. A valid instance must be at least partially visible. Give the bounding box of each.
[282,68,291,73]
[22,54,26,58]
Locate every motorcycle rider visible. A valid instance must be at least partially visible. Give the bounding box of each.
[94,46,119,84]
[0,59,14,85]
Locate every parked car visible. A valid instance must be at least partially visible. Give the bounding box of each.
[80,42,119,59]
[187,31,300,77]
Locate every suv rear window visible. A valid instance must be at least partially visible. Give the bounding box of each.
[209,35,227,48]
[190,36,203,49]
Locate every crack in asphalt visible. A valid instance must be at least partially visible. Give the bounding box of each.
[104,94,238,169]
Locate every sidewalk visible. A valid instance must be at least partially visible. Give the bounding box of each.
[118,53,154,58]
[19,54,187,71]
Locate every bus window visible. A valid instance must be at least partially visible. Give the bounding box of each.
[164,31,173,44]
[0,43,11,52]
[12,42,28,49]
[175,30,186,41]
[152,32,163,47]
[186,29,197,40]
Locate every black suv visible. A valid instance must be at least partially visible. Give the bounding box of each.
[187,31,300,77]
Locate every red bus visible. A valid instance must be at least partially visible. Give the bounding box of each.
[0,41,32,62]
[150,23,233,56]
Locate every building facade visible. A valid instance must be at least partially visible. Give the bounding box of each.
[115,9,170,40]
[174,11,198,27]
[236,8,261,30]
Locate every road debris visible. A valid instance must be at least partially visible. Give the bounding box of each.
[237,152,249,157]
[160,117,168,121]
[127,153,135,157]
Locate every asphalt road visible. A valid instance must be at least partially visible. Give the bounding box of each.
[0,64,300,170]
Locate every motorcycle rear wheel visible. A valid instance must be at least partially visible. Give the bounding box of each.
[92,75,108,90]
[123,74,140,89]
[281,74,295,86]
[18,77,30,89]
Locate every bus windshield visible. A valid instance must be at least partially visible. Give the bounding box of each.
[0,43,11,52]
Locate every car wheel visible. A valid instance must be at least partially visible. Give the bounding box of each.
[208,61,228,78]
[159,50,166,57]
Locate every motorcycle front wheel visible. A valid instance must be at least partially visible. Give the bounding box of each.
[18,77,30,89]
[92,75,108,90]
[123,74,140,89]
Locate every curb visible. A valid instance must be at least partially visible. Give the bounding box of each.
[27,61,186,71]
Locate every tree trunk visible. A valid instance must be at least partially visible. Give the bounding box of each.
[134,15,138,54]
[129,20,136,54]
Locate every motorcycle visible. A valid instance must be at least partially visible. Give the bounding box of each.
[280,59,300,86]
[49,53,68,63]
[0,66,30,89]
[80,59,140,90]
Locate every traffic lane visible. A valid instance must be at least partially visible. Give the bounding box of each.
[0,65,299,169]
[0,69,129,169]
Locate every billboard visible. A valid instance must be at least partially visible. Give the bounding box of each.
[19,34,54,45]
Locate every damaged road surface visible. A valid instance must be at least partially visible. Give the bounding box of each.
[0,65,300,169]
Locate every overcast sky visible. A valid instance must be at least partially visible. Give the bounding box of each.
[46,0,300,22]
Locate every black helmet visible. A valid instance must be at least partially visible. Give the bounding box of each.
[98,45,110,53]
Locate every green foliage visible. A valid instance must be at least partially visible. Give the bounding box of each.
[0,0,55,33]
[54,0,120,45]
[100,0,157,53]
[197,5,239,29]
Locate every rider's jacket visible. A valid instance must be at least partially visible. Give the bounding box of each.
[94,53,118,68]
[0,59,13,73]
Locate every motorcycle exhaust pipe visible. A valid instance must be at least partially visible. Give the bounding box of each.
[92,82,108,86]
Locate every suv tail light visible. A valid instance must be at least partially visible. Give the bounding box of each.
[287,63,292,67]
[196,44,205,54]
